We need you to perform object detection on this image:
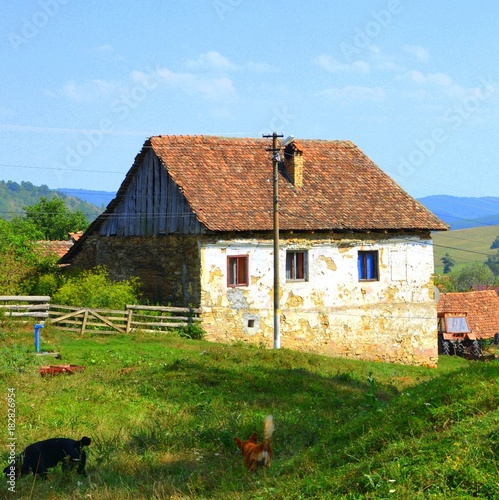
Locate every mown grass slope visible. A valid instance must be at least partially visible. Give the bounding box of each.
[432,224,499,274]
[1,327,498,499]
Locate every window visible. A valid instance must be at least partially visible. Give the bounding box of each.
[227,255,248,287]
[358,250,379,281]
[286,250,307,281]
[445,315,469,334]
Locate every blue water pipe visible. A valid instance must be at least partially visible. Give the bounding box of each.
[34,323,44,353]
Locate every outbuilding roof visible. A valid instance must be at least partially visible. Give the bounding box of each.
[437,290,499,339]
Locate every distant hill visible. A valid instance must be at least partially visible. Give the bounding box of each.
[0,180,104,223]
[2,180,499,239]
[418,195,499,229]
[56,188,115,209]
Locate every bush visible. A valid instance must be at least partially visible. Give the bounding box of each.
[53,266,141,309]
[178,322,205,340]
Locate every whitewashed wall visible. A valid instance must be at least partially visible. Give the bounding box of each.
[200,234,438,367]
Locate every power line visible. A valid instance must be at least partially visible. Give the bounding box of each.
[0,163,124,174]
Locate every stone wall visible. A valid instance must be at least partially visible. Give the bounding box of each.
[68,234,201,306]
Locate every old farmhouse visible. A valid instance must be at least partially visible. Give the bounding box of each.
[61,135,448,366]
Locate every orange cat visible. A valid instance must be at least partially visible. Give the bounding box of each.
[234,415,275,472]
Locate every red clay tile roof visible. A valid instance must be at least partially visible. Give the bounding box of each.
[437,290,499,339]
[36,240,74,258]
[145,135,447,232]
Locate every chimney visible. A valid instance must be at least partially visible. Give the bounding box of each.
[283,141,304,188]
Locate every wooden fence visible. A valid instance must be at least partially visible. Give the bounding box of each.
[0,296,50,320]
[0,296,201,335]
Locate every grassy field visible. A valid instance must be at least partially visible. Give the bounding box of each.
[1,327,498,499]
[432,224,499,274]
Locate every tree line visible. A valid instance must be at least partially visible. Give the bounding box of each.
[0,196,140,307]
[437,235,499,292]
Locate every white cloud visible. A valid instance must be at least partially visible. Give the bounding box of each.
[56,62,236,105]
[60,79,121,102]
[404,45,429,62]
[321,86,385,102]
[186,51,236,71]
[94,44,115,53]
[156,68,235,101]
[401,70,465,97]
[186,51,273,73]
[314,54,369,73]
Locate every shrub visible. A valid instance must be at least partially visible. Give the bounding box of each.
[178,322,205,340]
[53,266,141,309]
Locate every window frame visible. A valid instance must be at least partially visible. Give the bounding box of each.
[286,250,308,281]
[227,254,249,287]
[358,250,379,281]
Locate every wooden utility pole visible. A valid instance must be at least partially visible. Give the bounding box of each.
[264,132,283,349]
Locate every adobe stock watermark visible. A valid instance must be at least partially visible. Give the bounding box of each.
[6,388,17,493]
[8,0,71,51]
[53,67,160,182]
[398,77,496,178]
[340,0,402,62]
[213,0,244,21]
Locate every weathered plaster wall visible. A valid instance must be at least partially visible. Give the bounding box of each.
[200,233,438,367]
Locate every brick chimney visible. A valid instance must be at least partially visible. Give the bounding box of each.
[283,141,304,187]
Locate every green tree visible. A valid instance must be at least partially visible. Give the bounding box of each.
[440,252,456,274]
[485,250,499,276]
[453,261,496,292]
[433,273,456,293]
[0,218,59,295]
[491,236,499,249]
[24,196,89,240]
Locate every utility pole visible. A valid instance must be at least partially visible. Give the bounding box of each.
[263,132,283,349]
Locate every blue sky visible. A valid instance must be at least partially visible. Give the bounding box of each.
[1,0,499,201]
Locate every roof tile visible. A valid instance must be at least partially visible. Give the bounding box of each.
[437,290,499,339]
[147,135,447,232]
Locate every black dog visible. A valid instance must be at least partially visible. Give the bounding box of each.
[3,436,91,480]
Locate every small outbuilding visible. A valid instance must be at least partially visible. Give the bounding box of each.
[437,289,499,340]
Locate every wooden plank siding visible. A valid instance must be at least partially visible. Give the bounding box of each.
[99,150,205,237]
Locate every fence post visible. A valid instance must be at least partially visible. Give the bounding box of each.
[126,307,133,334]
[81,309,89,335]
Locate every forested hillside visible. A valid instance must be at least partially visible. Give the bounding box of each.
[0,180,102,222]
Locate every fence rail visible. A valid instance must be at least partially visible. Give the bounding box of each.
[0,296,50,319]
[0,296,201,335]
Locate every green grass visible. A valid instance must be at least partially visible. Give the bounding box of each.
[432,224,499,274]
[1,326,498,499]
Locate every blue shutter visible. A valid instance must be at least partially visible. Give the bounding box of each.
[366,252,375,279]
[358,253,363,279]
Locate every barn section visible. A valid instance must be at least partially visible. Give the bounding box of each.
[61,135,448,366]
